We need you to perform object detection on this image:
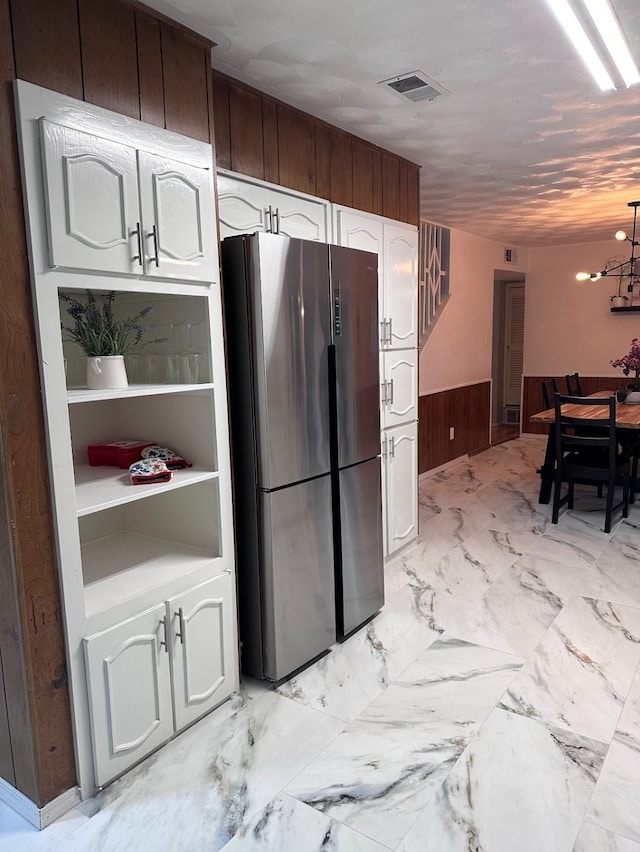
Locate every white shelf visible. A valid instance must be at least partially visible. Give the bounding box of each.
[75,463,219,516]
[82,531,218,618]
[67,382,214,404]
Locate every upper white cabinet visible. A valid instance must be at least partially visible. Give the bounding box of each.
[40,119,217,282]
[333,206,418,351]
[217,172,329,242]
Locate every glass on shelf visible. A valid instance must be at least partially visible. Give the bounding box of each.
[175,322,203,384]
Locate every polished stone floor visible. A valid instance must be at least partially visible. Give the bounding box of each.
[3,435,640,851]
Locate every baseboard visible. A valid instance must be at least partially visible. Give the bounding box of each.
[0,777,80,830]
[419,455,469,480]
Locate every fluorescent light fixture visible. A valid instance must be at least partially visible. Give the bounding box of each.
[583,0,640,87]
[546,0,615,90]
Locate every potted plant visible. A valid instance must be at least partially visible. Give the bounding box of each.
[59,290,167,389]
[611,337,640,403]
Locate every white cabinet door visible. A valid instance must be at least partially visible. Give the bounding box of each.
[168,572,237,731]
[381,348,418,429]
[217,173,328,242]
[138,151,217,282]
[40,119,141,275]
[384,421,418,557]
[382,223,418,350]
[83,603,173,787]
[334,208,383,255]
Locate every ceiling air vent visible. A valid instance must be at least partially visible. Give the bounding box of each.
[379,71,449,103]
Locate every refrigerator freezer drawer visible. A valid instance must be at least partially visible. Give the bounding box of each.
[338,457,384,637]
[258,476,335,680]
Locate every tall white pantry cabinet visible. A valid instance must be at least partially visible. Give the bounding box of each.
[217,173,419,559]
[14,80,238,797]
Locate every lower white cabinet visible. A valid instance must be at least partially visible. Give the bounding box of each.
[381,348,418,430]
[217,172,329,242]
[84,572,235,787]
[383,422,418,557]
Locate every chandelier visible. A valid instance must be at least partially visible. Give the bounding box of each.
[576,202,640,294]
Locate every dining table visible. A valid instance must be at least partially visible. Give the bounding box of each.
[530,393,640,503]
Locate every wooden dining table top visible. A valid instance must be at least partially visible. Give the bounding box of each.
[531,393,640,429]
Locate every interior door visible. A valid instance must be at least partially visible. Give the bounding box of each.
[39,119,141,274]
[138,150,217,282]
[503,283,525,408]
[168,572,237,731]
[83,603,173,787]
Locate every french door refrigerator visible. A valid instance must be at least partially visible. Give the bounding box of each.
[222,232,383,681]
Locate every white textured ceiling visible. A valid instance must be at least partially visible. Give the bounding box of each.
[145,0,640,246]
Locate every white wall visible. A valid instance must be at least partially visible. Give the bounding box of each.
[419,227,528,394]
[524,239,637,378]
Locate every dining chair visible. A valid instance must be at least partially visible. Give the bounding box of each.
[552,393,630,533]
[565,372,583,396]
[541,378,558,409]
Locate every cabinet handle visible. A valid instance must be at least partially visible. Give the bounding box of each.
[159,616,169,653]
[380,320,387,347]
[266,205,274,233]
[381,381,387,405]
[382,434,388,459]
[147,224,160,268]
[389,436,395,458]
[273,208,280,234]
[131,222,143,266]
[387,319,393,345]
[389,378,394,406]
[176,607,185,645]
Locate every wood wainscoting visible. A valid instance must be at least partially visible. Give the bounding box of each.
[522,376,622,435]
[418,381,491,474]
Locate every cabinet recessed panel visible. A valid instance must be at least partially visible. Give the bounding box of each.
[84,604,173,786]
[39,119,140,274]
[168,572,236,730]
[383,224,418,348]
[138,151,217,282]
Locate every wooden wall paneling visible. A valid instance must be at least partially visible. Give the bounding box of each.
[522,376,548,435]
[10,0,83,99]
[417,395,428,475]
[424,391,448,472]
[467,382,491,454]
[351,139,374,214]
[1,0,76,804]
[329,129,353,208]
[135,11,164,128]
[212,72,231,169]
[398,160,408,224]
[407,163,420,226]
[262,99,279,185]
[78,0,139,119]
[0,650,14,784]
[314,123,331,201]
[371,148,383,216]
[160,23,209,143]
[448,386,468,460]
[382,153,400,221]
[228,81,264,179]
[277,105,316,195]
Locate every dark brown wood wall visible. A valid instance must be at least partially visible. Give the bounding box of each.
[522,375,621,435]
[212,71,421,226]
[0,0,215,808]
[418,382,491,474]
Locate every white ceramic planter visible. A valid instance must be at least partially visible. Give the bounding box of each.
[625,391,640,405]
[86,355,128,390]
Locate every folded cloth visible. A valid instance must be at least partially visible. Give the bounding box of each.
[140,445,192,470]
[129,458,173,485]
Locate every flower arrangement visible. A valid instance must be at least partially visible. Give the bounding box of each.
[611,337,640,391]
[59,290,168,356]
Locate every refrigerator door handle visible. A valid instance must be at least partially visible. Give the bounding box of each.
[334,284,342,336]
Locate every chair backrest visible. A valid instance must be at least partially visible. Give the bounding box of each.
[553,393,616,467]
[565,372,583,396]
[541,378,558,409]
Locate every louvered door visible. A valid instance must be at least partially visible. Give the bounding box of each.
[503,284,525,407]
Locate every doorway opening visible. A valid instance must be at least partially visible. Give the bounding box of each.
[491,272,525,446]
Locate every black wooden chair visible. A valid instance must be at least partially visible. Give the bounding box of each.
[542,378,558,409]
[565,372,583,396]
[552,393,630,533]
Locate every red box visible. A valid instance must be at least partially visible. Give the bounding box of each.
[87,440,156,469]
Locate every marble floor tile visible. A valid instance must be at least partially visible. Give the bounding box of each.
[0,802,88,852]
[219,793,389,852]
[417,497,501,562]
[58,692,345,852]
[573,822,640,852]
[500,597,640,742]
[285,640,521,849]
[399,709,607,852]
[586,670,640,843]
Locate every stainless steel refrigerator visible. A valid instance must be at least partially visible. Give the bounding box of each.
[222,232,383,681]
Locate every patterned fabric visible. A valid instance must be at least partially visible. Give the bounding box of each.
[129,458,173,485]
[140,445,191,470]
